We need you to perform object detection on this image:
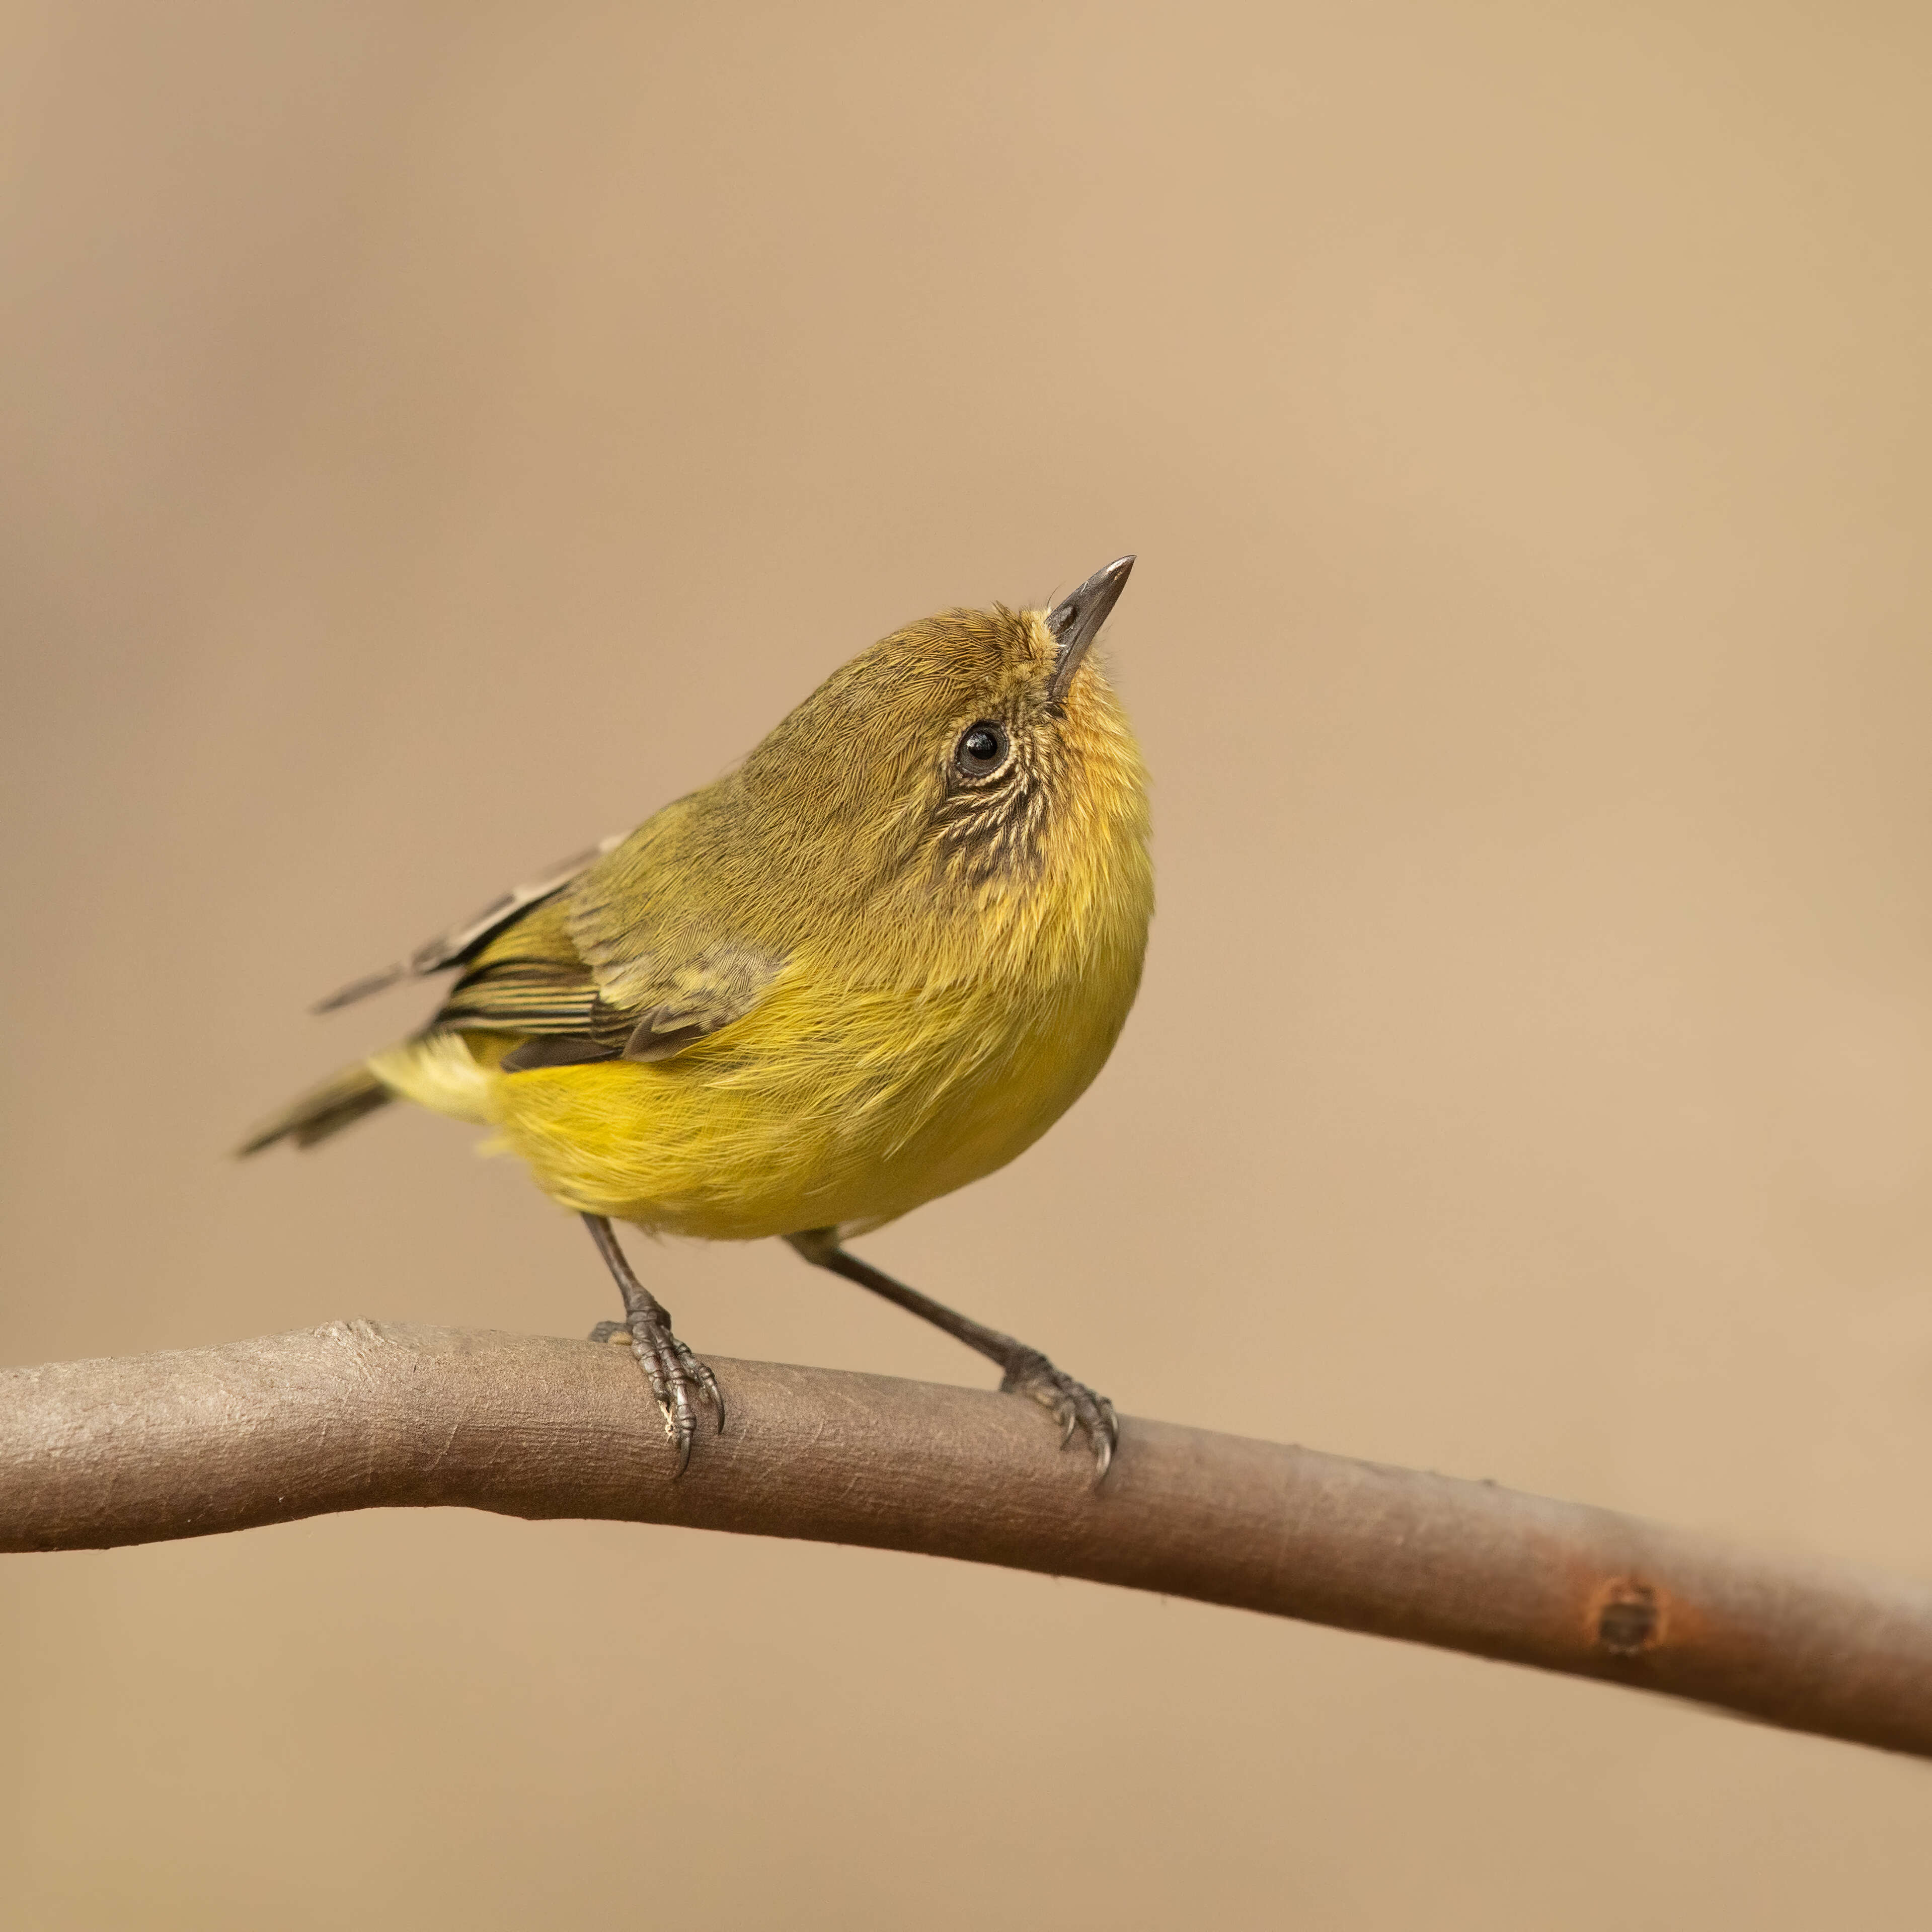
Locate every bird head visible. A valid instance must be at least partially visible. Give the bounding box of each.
[741,557,1146,911]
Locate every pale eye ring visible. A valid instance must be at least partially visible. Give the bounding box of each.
[954,720,1010,780]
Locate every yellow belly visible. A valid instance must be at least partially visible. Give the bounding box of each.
[374,960,1139,1241]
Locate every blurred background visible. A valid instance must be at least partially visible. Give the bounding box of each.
[5,1,1931,1923]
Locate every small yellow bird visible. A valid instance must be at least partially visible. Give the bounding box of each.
[243,557,1150,1473]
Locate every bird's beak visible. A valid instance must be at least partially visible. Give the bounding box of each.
[1044,555,1135,707]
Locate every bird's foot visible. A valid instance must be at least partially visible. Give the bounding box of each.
[999,1348,1118,1477]
[782,1230,1120,1481]
[588,1310,723,1474]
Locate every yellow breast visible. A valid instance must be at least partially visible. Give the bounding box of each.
[495,826,1148,1240]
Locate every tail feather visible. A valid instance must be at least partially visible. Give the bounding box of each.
[238,1063,393,1154]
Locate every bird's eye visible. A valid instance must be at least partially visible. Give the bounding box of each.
[954,720,1010,779]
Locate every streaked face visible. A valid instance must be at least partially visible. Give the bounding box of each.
[744,595,1137,904]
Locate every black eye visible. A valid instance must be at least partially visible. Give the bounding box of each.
[955,720,1010,779]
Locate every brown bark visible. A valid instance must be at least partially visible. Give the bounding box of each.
[4,1321,1929,1758]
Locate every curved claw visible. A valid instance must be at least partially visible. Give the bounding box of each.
[1001,1352,1118,1479]
[690,1357,726,1434]
[622,1318,720,1478]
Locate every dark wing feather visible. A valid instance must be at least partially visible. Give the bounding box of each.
[433,955,635,1070]
[428,945,782,1073]
[311,834,625,1014]
[311,816,785,1072]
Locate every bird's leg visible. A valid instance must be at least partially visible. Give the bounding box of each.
[785,1228,1117,1476]
[583,1214,722,1473]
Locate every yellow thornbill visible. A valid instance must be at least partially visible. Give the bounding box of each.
[242,558,1151,1474]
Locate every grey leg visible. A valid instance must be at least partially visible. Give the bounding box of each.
[785,1228,1117,1476]
[584,1214,722,1474]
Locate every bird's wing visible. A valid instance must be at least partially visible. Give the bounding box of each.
[320,792,785,1070]
[434,941,780,1072]
[421,829,786,1074]
[430,947,637,1070]
[311,835,627,1013]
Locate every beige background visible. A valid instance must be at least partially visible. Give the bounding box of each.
[5,2,1932,1923]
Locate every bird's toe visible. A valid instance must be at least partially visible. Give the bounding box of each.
[1000,1351,1117,1478]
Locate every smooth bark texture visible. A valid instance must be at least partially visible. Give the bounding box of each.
[4,1322,1929,1758]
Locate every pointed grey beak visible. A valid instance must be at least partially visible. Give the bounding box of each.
[1044,555,1135,707]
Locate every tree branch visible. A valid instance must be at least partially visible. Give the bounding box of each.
[5,1321,1929,1758]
